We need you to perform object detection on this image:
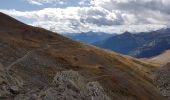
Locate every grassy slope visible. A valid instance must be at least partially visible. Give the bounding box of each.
[0,12,165,100]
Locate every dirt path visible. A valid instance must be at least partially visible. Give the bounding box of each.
[86,75,113,82]
[5,44,51,84]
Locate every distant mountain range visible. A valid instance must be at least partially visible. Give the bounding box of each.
[94,29,170,58]
[63,32,113,44]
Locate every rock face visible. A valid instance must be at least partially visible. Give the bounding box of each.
[154,63,170,99]
[0,12,166,100]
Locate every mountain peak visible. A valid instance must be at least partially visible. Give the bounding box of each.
[123,31,132,35]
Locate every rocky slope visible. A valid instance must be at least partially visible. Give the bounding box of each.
[154,63,170,100]
[0,12,166,100]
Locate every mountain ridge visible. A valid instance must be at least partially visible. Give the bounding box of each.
[63,32,113,44]
[94,29,170,58]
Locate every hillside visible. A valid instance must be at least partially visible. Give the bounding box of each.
[146,50,170,65]
[94,29,170,58]
[0,12,165,100]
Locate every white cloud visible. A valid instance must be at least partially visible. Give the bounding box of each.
[33,21,166,33]
[0,0,170,33]
[79,0,90,6]
[26,0,67,5]
[27,0,43,5]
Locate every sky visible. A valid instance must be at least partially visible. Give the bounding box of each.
[0,0,170,34]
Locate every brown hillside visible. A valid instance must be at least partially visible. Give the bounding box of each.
[0,12,165,100]
[147,50,170,66]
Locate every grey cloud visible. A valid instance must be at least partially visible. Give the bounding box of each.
[95,0,170,14]
[93,0,170,25]
[79,7,124,26]
[82,16,119,26]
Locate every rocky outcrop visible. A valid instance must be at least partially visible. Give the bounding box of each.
[14,70,111,100]
[0,63,22,99]
[154,63,170,99]
[54,70,111,100]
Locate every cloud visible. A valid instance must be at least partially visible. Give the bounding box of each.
[79,0,91,6]
[27,0,43,5]
[26,0,66,5]
[89,0,170,24]
[0,0,169,33]
[33,21,166,33]
[90,0,170,13]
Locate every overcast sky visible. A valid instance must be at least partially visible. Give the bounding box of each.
[0,0,170,34]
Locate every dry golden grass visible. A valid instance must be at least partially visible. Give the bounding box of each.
[146,50,170,66]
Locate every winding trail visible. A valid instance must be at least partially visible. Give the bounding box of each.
[7,44,51,71]
[5,44,51,84]
[6,51,32,71]
[86,75,114,82]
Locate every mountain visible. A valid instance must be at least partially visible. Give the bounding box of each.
[94,29,170,58]
[63,32,113,44]
[94,32,139,54]
[0,12,165,100]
